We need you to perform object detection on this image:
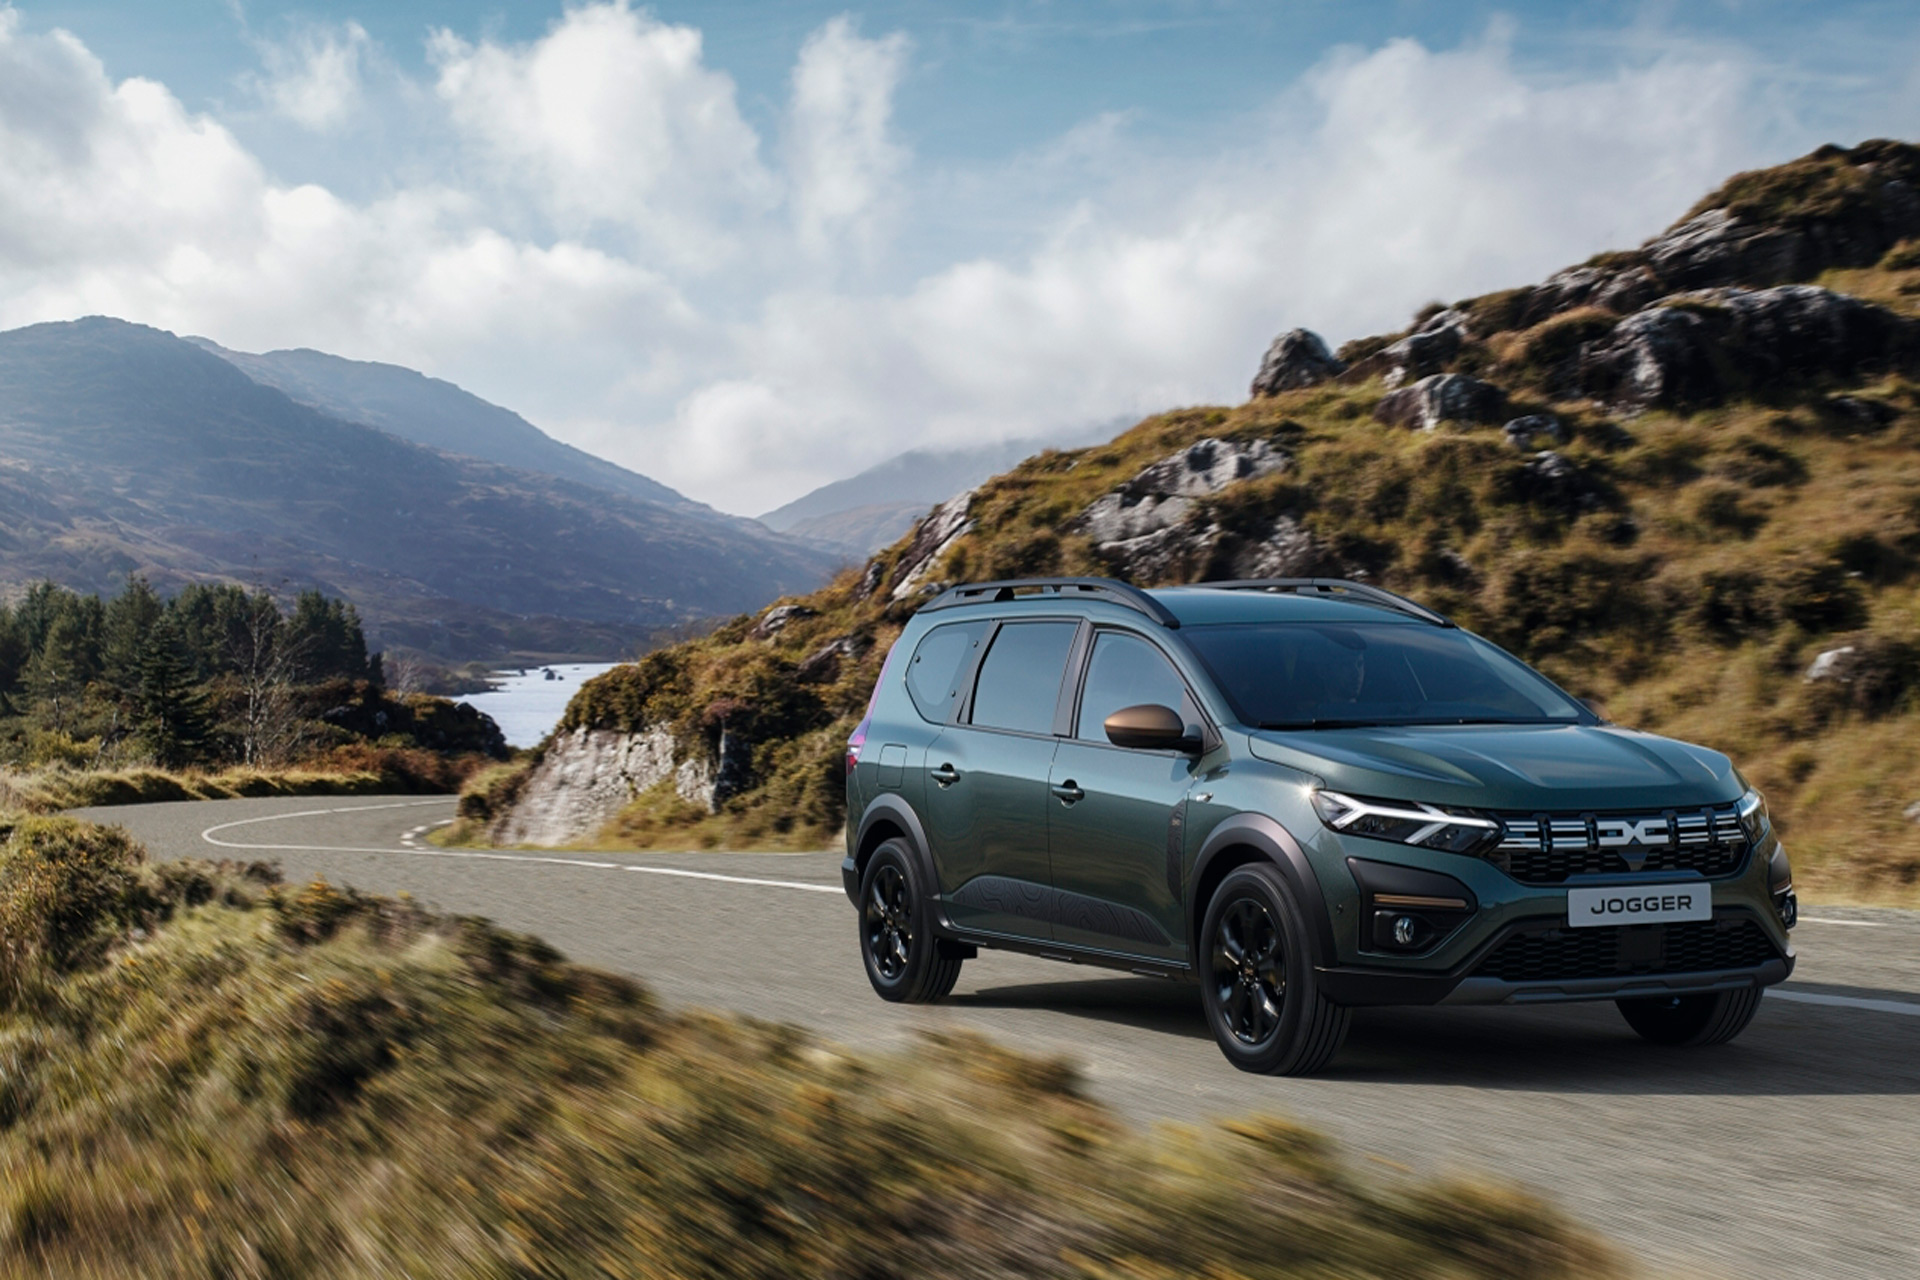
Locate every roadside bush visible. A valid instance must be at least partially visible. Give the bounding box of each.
[0,819,1620,1279]
[0,818,145,1006]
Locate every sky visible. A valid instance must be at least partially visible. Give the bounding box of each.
[1,2,1917,514]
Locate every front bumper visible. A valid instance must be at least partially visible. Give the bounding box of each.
[1315,906,1794,1008]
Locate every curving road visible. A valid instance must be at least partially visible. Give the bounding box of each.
[76,794,1920,1279]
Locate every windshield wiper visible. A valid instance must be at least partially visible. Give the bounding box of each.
[1257,718,1384,730]
[1258,716,1573,731]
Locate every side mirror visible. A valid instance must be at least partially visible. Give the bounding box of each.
[1105,703,1200,753]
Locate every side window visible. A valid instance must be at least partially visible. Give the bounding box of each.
[1077,631,1191,742]
[968,621,1079,735]
[905,621,990,722]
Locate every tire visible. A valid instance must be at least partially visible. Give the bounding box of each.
[1198,863,1349,1075]
[1617,986,1764,1046]
[859,840,962,1003]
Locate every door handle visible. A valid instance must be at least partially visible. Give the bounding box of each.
[1051,780,1085,805]
[930,763,960,788]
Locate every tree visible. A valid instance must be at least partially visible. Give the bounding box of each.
[22,612,90,734]
[134,613,211,768]
[286,591,377,684]
[228,590,305,766]
[102,575,165,697]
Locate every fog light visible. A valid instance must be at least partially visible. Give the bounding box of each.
[1779,892,1798,930]
[1392,916,1418,947]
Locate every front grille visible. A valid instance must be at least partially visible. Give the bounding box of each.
[1474,919,1779,984]
[1490,807,1747,884]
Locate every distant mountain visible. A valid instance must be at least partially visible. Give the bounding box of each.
[0,318,835,661]
[761,429,1118,556]
[189,339,700,513]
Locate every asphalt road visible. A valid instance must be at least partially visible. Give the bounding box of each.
[75,794,1920,1280]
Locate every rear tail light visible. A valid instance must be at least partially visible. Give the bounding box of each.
[846,717,869,776]
[846,638,901,777]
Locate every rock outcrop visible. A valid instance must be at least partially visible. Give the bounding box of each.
[889,491,975,600]
[1251,329,1344,396]
[1072,437,1329,581]
[1373,374,1507,430]
[491,724,754,846]
[1378,311,1469,387]
[1574,286,1911,411]
[1474,140,1920,331]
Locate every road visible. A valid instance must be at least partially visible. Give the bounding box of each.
[75,794,1920,1280]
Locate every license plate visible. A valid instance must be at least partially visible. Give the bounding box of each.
[1567,884,1711,928]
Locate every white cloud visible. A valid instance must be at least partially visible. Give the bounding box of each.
[0,7,1900,518]
[428,2,774,267]
[246,21,371,131]
[786,16,911,261]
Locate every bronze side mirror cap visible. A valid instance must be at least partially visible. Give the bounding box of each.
[1104,703,1200,753]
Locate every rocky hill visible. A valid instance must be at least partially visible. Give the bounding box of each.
[462,140,1920,900]
[0,319,836,660]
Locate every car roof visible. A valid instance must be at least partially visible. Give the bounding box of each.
[1148,586,1424,627]
[914,585,1424,629]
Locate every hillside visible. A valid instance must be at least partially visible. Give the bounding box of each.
[0,319,835,660]
[464,140,1920,901]
[191,339,704,514]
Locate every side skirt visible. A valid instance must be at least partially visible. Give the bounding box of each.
[939,922,1194,982]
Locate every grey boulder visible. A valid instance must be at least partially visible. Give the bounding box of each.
[1251,329,1345,397]
[1373,374,1507,431]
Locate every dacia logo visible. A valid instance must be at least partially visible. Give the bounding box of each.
[1594,817,1671,848]
[1593,816,1671,871]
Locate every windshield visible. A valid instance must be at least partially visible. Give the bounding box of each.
[1181,621,1587,729]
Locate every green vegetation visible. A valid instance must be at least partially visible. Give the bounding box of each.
[1,578,505,809]
[0,816,1617,1278]
[465,148,1920,902]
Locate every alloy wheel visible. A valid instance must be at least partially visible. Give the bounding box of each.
[865,863,913,980]
[1211,897,1286,1046]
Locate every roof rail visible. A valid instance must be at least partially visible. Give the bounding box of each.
[1199,578,1455,627]
[920,577,1181,628]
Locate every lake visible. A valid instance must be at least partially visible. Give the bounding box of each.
[458,662,622,748]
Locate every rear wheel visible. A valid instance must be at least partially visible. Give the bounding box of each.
[860,840,962,1003]
[1617,987,1763,1046]
[1198,863,1348,1075]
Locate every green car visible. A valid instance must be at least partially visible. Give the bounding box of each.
[842,577,1796,1075]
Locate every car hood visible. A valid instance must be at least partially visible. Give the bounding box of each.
[1245,723,1740,812]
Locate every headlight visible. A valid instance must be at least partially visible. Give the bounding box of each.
[1311,789,1503,855]
[1737,787,1769,843]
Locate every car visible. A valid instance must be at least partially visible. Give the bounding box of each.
[841,576,1797,1074]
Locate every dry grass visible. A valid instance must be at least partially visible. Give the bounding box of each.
[0,817,1622,1278]
[1,746,490,816]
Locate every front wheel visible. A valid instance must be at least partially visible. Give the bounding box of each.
[1198,863,1348,1075]
[859,840,962,1003]
[1617,987,1763,1046]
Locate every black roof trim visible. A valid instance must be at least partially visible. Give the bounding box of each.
[920,577,1182,628]
[1196,578,1455,627]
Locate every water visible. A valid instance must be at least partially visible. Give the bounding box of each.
[458,663,622,748]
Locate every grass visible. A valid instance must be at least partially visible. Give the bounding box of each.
[2,746,493,816]
[0,816,1622,1278]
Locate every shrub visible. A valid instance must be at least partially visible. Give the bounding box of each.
[0,818,145,1006]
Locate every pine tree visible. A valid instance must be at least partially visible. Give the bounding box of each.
[102,574,165,697]
[22,613,90,733]
[134,613,211,768]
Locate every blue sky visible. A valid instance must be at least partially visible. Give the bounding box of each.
[1,1,1916,510]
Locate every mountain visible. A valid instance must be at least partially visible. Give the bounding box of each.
[759,428,1120,556]
[0,318,835,660]
[189,339,701,513]
[469,139,1920,903]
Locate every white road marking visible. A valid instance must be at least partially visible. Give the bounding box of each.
[199,799,840,895]
[1799,916,1896,928]
[1772,989,1920,1018]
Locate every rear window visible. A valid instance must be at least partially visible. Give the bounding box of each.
[969,621,1078,735]
[905,621,990,722]
[1182,621,1585,728]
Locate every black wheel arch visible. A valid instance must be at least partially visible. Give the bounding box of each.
[1189,812,1337,968]
[851,793,940,909]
